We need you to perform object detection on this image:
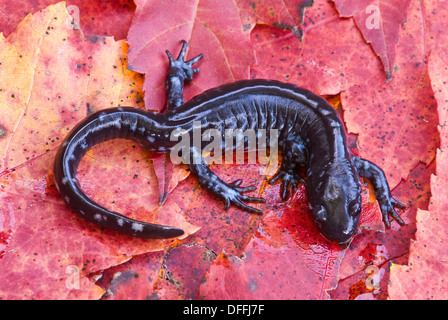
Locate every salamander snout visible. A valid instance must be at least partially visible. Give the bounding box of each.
[310,172,362,245]
[312,204,360,244]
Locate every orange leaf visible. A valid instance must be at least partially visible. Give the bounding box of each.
[0,3,198,299]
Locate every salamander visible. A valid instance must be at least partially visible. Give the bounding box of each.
[54,40,406,244]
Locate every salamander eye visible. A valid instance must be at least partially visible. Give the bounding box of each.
[348,199,361,217]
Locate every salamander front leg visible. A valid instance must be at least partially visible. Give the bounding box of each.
[352,155,406,228]
[269,136,308,200]
[188,147,265,214]
[165,40,203,111]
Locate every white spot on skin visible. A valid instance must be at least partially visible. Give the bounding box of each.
[112,119,121,129]
[79,140,88,150]
[330,120,340,128]
[112,272,122,280]
[61,177,69,185]
[117,218,124,226]
[80,210,85,215]
[94,213,102,221]
[98,112,107,121]
[132,222,144,232]
[64,196,70,204]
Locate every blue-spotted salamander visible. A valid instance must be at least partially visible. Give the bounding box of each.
[54,41,405,244]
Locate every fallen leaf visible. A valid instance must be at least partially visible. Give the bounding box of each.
[126,0,256,111]
[0,2,198,299]
[329,162,434,299]
[0,0,135,40]
[251,0,438,190]
[196,162,392,299]
[388,52,448,300]
[250,2,348,94]
[95,250,166,300]
[342,0,439,190]
[424,0,448,63]
[197,213,345,299]
[237,0,315,40]
[171,163,267,256]
[332,0,412,81]
[149,152,190,206]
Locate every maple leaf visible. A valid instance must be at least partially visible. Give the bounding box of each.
[332,0,412,81]
[126,0,256,112]
[0,0,135,40]
[0,2,198,299]
[251,0,437,190]
[387,1,448,299]
[237,0,315,40]
[388,52,448,300]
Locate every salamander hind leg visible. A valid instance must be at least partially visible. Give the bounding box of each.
[188,147,265,214]
[352,155,406,228]
[165,40,203,111]
[269,135,308,200]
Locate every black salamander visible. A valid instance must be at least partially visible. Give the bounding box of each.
[54,41,405,244]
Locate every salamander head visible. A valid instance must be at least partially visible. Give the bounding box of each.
[309,161,362,245]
